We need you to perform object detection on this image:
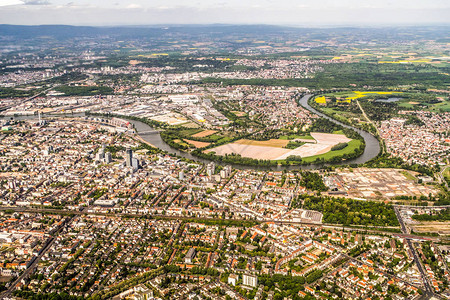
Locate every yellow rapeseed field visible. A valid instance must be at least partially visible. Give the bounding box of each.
[315,96,326,104]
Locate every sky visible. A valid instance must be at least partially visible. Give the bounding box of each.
[0,0,449,26]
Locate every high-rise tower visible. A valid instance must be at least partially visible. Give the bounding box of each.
[125,148,132,167]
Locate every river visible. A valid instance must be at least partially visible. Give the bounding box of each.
[1,94,380,170]
[298,94,380,165]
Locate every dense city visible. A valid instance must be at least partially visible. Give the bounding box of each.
[0,24,449,300]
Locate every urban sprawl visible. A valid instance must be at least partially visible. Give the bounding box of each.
[0,25,449,300]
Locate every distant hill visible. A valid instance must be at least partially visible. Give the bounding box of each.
[0,24,449,45]
[0,24,299,40]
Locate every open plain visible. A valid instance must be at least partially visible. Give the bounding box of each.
[206,133,352,161]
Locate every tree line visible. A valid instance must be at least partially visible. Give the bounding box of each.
[293,194,399,227]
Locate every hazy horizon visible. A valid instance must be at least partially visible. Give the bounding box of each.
[0,0,449,26]
[2,23,450,28]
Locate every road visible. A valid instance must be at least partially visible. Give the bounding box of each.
[0,86,55,114]
[343,253,424,292]
[394,207,435,298]
[0,74,94,117]
[0,206,444,298]
[0,216,74,299]
[355,100,373,128]
[355,99,386,156]
[299,94,381,165]
[0,206,446,243]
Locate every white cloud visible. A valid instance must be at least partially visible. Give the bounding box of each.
[0,0,449,25]
[126,3,141,9]
[23,0,50,5]
[0,0,24,6]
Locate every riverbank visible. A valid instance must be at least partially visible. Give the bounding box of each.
[128,94,377,167]
[3,95,382,170]
[298,94,381,165]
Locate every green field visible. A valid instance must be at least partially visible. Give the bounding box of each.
[180,128,204,136]
[173,139,192,148]
[332,130,344,135]
[299,139,363,163]
[216,137,233,144]
[54,85,113,96]
[444,167,450,183]
[279,134,314,140]
[318,90,450,113]
[432,101,450,112]
[397,99,450,112]
[320,107,356,123]
[204,134,224,142]
[401,170,416,181]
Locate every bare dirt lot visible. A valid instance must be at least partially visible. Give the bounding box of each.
[410,222,450,235]
[206,133,352,160]
[310,132,351,145]
[234,139,289,148]
[191,130,218,138]
[0,276,12,283]
[129,60,144,65]
[231,111,247,117]
[181,122,200,128]
[326,168,439,199]
[275,133,351,160]
[206,143,291,160]
[150,113,188,125]
[184,139,211,148]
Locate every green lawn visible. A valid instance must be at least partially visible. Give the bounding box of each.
[54,85,113,96]
[401,170,416,181]
[298,139,363,163]
[332,130,345,135]
[205,134,224,142]
[279,134,314,140]
[398,100,450,112]
[397,102,416,109]
[320,91,359,98]
[180,128,204,136]
[174,140,192,148]
[431,101,450,112]
[319,107,360,124]
[444,167,450,182]
[216,137,233,144]
[320,90,450,113]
